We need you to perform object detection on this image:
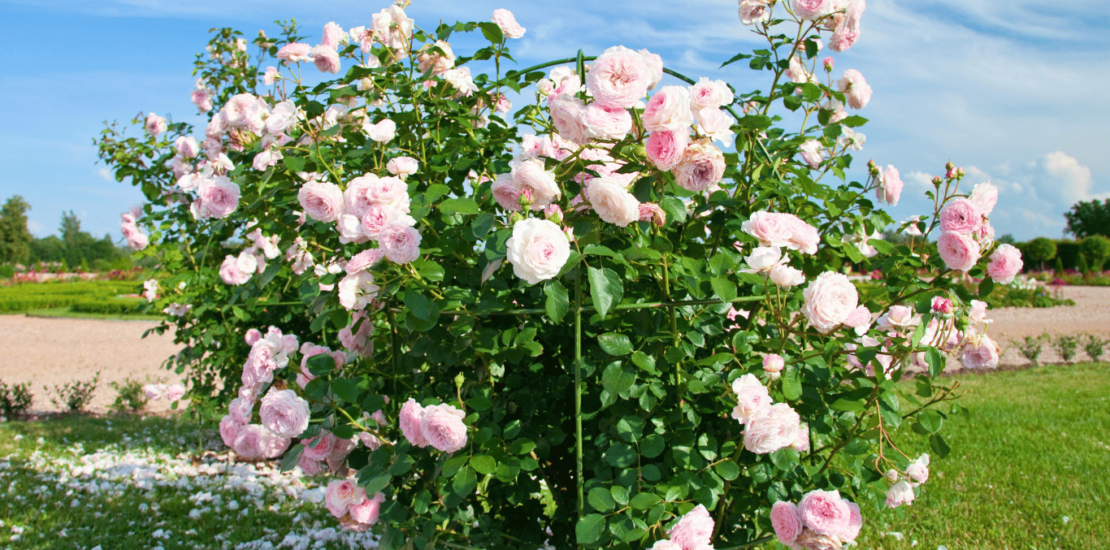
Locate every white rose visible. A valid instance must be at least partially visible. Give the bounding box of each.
[769,265,806,288]
[505,218,571,285]
[802,272,859,333]
[585,177,640,227]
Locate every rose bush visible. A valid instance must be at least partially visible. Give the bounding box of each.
[97,3,1018,549]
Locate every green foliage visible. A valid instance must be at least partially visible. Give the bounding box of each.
[46,372,100,412]
[109,378,149,413]
[0,381,33,418]
[1065,198,1110,239]
[1083,334,1104,362]
[1012,334,1048,365]
[981,284,1073,309]
[1076,253,1090,275]
[0,196,33,265]
[1080,235,1110,271]
[1054,335,1080,363]
[1025,237,1057,267]
[1053,256,1064,274]
[0,264,13,279]
[0,280,139,313]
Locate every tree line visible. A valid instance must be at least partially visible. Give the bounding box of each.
[0,195,132,271]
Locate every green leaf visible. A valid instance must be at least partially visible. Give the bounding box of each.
[630,492,661,510]
[280,444,304,472]
[389,454,415,475]
[588,487,616,513]
[660,196,687,224]
[470,455,497,475]
[831,398,866,413]
[610,485,629,505]
[641,433,665,458]
[412,259,445,282]
[331,378,365,403]
[616,415,644,443]
[979,277,994,298]
[477,22,504,44]
[598,333,634,356]
[282,155,305,173]
[452,466,477,497]
[588,267,624,319]
[604,442,637,468]
[364,474,391,495]
[929,433,951,458]
[926,347,945,377]
[467,395,494,411]
[782,368,802,401]
[544,280,569,323]
[714,460,740,480]
[440,197,480,216]
[576,514,605,545]
[710,277,737,304]
[917,410,944,434]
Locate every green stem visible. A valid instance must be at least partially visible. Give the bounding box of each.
[574,267,585,528]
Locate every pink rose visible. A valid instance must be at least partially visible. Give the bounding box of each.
[970,182,998,215]
[191,88,213,112]
[689,78,733,111]
[245,328,262,345]
[799,139,823,169]
[298,180,345,222]
[276,42,313,63]
[417,40,456,76]
[939,197,983,234]
[877,164,902,206]
[312,45,341,74]
[771,501,803,546]
[165,384,186,401]
[345,249,385,274]
[829,0,865,53]
[491,174,522,212]
[194,176,241,219]
[223,94,266,133]
[837,69,872,109]
[364,118,397,142]
[512,159,561,210]
[348,492,385,525]
[229,396,254,425]
[338,312,374,355]
[639,49,664,90]
[763,354,785,374]
[175,136,199,158]
[885,480,915,508]
[666,504,714,550]
[302,431,338,461]
[799,489,851,536]
[793,0,834,21]
[491,9,526,39]
[937,231,982,272]
[259,388,311,438]
[742,211,796,248]
[906,454,930,486]
[379,225,421,264]
[219,415,242,447]
[420,403,468,453]
[987,243,1023,284]
[399,398,428,447]
[337,271,379,311]
[673,139,726,192]
[802,272,859,333]
[730,374,771,424]
[386,156,419,179]
[962,334,999,369]
[145,113,166,137]
[743,403,801,454]
[321,22,344,49]
[219,254,252,286]
[586,46,652,109]
[645,129,690,171]
[548,95,590,144]
[638,203,666,226]
[233,425,290,460]
[843,305,872,330]
[297,455,326,476]
[791,424,810,452]
[582,103,633,140]
[263,66,279,85]
[643,86,694,132]
[739,0,772,25]
[586,177,640,227]
[931,296,954,314]
[324,479,362,517]
[505,218,571,285]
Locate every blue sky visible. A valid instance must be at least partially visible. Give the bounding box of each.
[1,0,1107,242]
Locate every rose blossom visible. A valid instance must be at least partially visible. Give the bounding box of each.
[259,388,311,438]
[145,113,167,137]
[511,159,561,210]
[276,42,313,63]
[582,103,633,140]
[731,373,772,423]
[399,398,428,447]
[638,203,666,226]
[302,431,338,461]
[586,46,652,109]
[165,384,186,401]
[743,211,795,248]
[799,489,851,536]
[364,118,397,142]
[645,129,690,171]
[348,492,385,526]
[937,231,982,272]
[876,304,919,332]
[219,415,241,447]
[219,254,252,285]
[193,176,241,219]
[673,139,726,193]
[906,453,930,485]
[987,243,1023,284]
[378,225,421,264]
[667,504,714,550]
[771,501,803,545]
[843,501,863,541]
[799,139,823,169]
[386,156,419,178]
[417,40,456,75]
[837,69,872,109]
[743,403,801,454]
[233,425,290,460]
[802,272,859,333]
[175,136,199,158]
[642,86,694,132]
[263,66,279,85]
[939,198,983,234]
[325,479,362,517]
[298,180,345,222]
[143,383,164,400]
[739,0,772,25]
[970,181,999,215]
[931,296,954,314]
[505,218,571,285]
[491,8,526,39]
[769,264,806,288]
[877,164,903,206]
[420,403,468,453]
[191,88,213,112]
[886,480,915,508]
[743,246,783,273]
[792,424,810,452]
[763,354,785,374]
[830,0,866,52]
[689,77,733,111]
[312,45,341,74]
[337,271,380,311]
[585,176,640,227]
[962,334,1000,369]
[793,0,834,20]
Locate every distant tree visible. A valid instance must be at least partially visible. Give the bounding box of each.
[0,196,33,265]
[1053,257,1064,274]
[1081,235,1110,271]
[996,234,1016,245]
[1026,237,1057,269]
[1065,199,1110,239]
[1077,253,1090,275]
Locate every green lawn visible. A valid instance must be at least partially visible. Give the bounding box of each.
[23,307,161,321]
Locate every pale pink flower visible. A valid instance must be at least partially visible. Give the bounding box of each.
[586,176,640,227]
[345,249,385,274]
[364,118,397,142]
[145,113,167,137]
[312,45,341,74]
[639,49,664,90]
[843,305,872,330]
[191,88,213,112]
[219,254,252,286]
[582,103,633,140]
[787,217,820,254]
[302,431,338,461]
[512,159,561,210]
[830,0,866,53]
[370,5,413,52]
[695,107,735,146]
[143,384,164,400]
[906,454,930,486]
[259,388,311,438]
[386,156,419,178]
[645,128,690,171]
[987,243,1023,284]
[548,95,590,144]
[638,203,666,226]
[877,164,902,206]
[491,175,522,212]
[793,0,834,21]
[298,180,345,222]
[802,272,859,333]
[321,22,344,49]
[842,501,863,541]
[399,398,428,447]
[229,396,253,425]
[219,415,242,447]
[673,139,726,192]
[223,93,266,133]
[193,176,241,220]
[743,211,795,248]
[165,384,186,401]
[643,86,694,132]
[667,504,714,550]
[970,182,999,215]
[442,66,478,97]
[739,0,772,25]
[837,69,872,109]
[505,218,571,284]
[800,489,851,536]
[586,46,652,109]
[348,492,385,525]
[743,246,783,273]
[962,334,999,369]
[799,139,823,169]
[885,480,915,508]
[233,424,290,460]
[938,231,982,272]
[730,374,771,424]
[763,354,785,374]
[743,403,801,454]
[417,40,456,75]
[297,455,326,476]
[337,271,380,311]
[325,479,362,517]
[491,9,526,39]
[968,299,990,325]
[379,225,421,264]
[876,305,919,332]
[277,42,313,63]
[264,100,298,135]
[689,78,734,112]
[791,424,810,452]
[931,296,954,314]
[175,136,200,158]
[263,66,279,85]
[420,403,468,453]
[338,312,374,355]
[784,55,813,85]
[771,501,803,546]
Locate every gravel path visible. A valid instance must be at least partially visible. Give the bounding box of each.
[1,286,1107,413]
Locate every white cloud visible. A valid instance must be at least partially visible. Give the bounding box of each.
[1040,151,1101,203]
[904,171,934,193]
[97,167,113,181]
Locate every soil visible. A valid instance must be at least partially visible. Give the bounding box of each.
[1,286,1107,413]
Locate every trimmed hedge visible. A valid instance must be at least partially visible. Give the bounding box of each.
[0,281,141,313]
[70,297,145,315]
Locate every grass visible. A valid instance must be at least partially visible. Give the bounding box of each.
[0,415,378,549]
[849,362,1110,550]
[0,280,158,320]
[22,307,161,321]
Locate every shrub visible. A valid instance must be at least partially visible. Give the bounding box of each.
[1085,334,1105,362]
[46,372,99,412]
[1026,237,1058,268]
[1053,257,1064,274]
[0,265,13,279]
[1077,253,1090,275]
[1081,236,1110,271]
[1055,335,1080,363]
[109,377,149,413]
[1014,334,1049,365]
[0,381,33,418]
